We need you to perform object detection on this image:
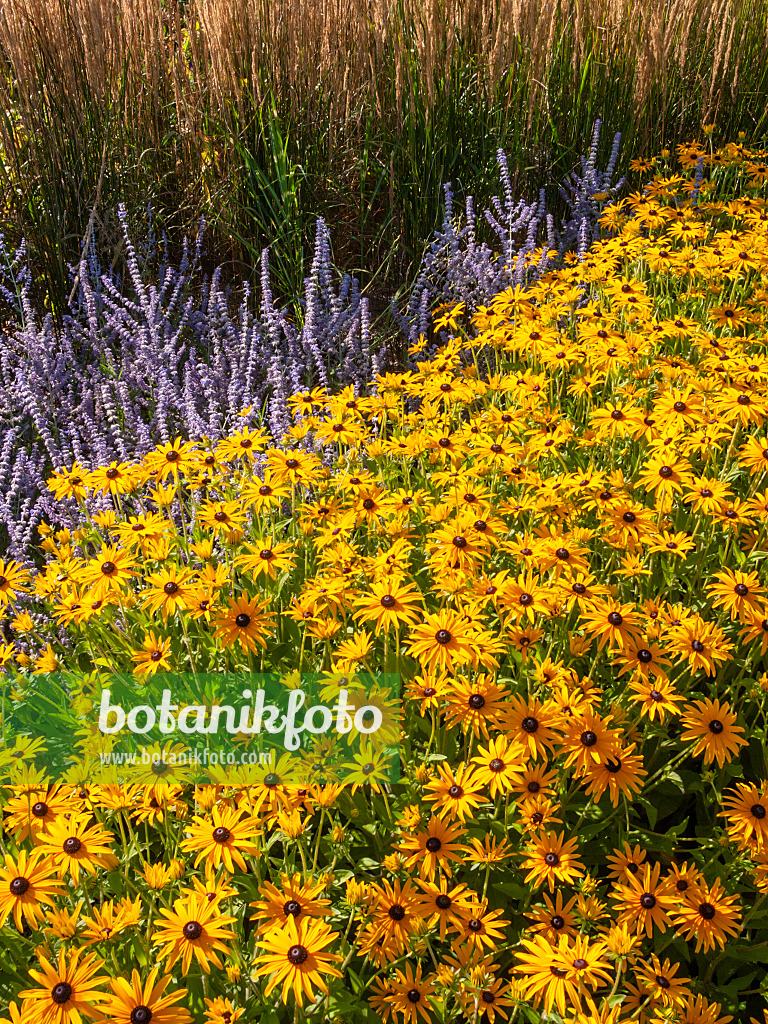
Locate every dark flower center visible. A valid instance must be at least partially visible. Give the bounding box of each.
[734,583,749,596]
[708,719,724,734]
[164,581,179,594]
[637,648,653,663]
[435,629,452,644]
[607,611,623,626]
[284,900,302,917]
[522,716,539,733]
[580,731,598,747]
[63,837,82,855]
[691,639,705,652]
[650,689,663,702]
[468,694,485,709]
[288,944,309,965]
[752,803,767,819]
[659,466,674,478]
[264,773,280,786]
[435,894,452,910]
[519,593,533,605]
[212,826,231,844]
[380,595,396,608]
[183,921,203,940]
[699,902,716,920]
[31,802,49,818]
[425,837,442,852]
[468,919,482,932]
[10,876,29,896]
[214,511,228,522]
[551,915,565,929]
[605,757,622,773]
[572,582,587,595]
[656,975,670,989]
[407,989,421,1004]
[448,785,463,799]
[388,904,406,921]
[573,958,588,970]
[640,893,656,909]
[285,459,300,469]
[544,852,560,866]
[623,511,636,523]
[131,1009,153,1024]
[556,548,569,560]
[422,687,436,697]
[235,613,251,628]
[51,983,73,1005]
[489,758,505,773]
[700,488,713,497]
[611,409,624,420]
[101,561,116,576]
[452,536,467,548]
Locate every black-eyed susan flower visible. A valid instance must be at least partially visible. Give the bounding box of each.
[20,948,109,1024]
[504,695,560,761]
[452,903,510,952]
[525,890,578,942]
[389,963,436,1023]
[253,915,341,1006]
[423,762,486,822]
[35,815,116,883]
[352,578,423,634]
[75,545,137,601]
[181,805,259,874]
[470,736,526,796]
[406,609,475,673]
[606,842,647,883]
[521,830,585,891]
[580,598,643,650]
[708,567,767,622]
[397,817,469,880]
[444,676,511,738]
[132,631,173,676]
[720,781,768,851]
[0,850,64,931]
[635,954,691,1008]
[670,878,742,952]
[680,698,746,767]
[153,896,236,974]
[561,709,622,773]
[414,878,475,940]
[611,861,675,937]
[513,933,572,1018]
[249,873,332,932]
[580,744,647,806]
[212,594,274,653]
[626,676,683,721]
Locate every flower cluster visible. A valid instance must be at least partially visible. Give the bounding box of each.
[1,139,768,1022]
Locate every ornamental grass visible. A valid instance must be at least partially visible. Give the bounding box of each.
[2,141,768,1020]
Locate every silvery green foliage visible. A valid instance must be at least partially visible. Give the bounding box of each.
[391,120,625,347]
[0,208,372,557]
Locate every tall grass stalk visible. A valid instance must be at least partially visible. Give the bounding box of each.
[0,0,766,314]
